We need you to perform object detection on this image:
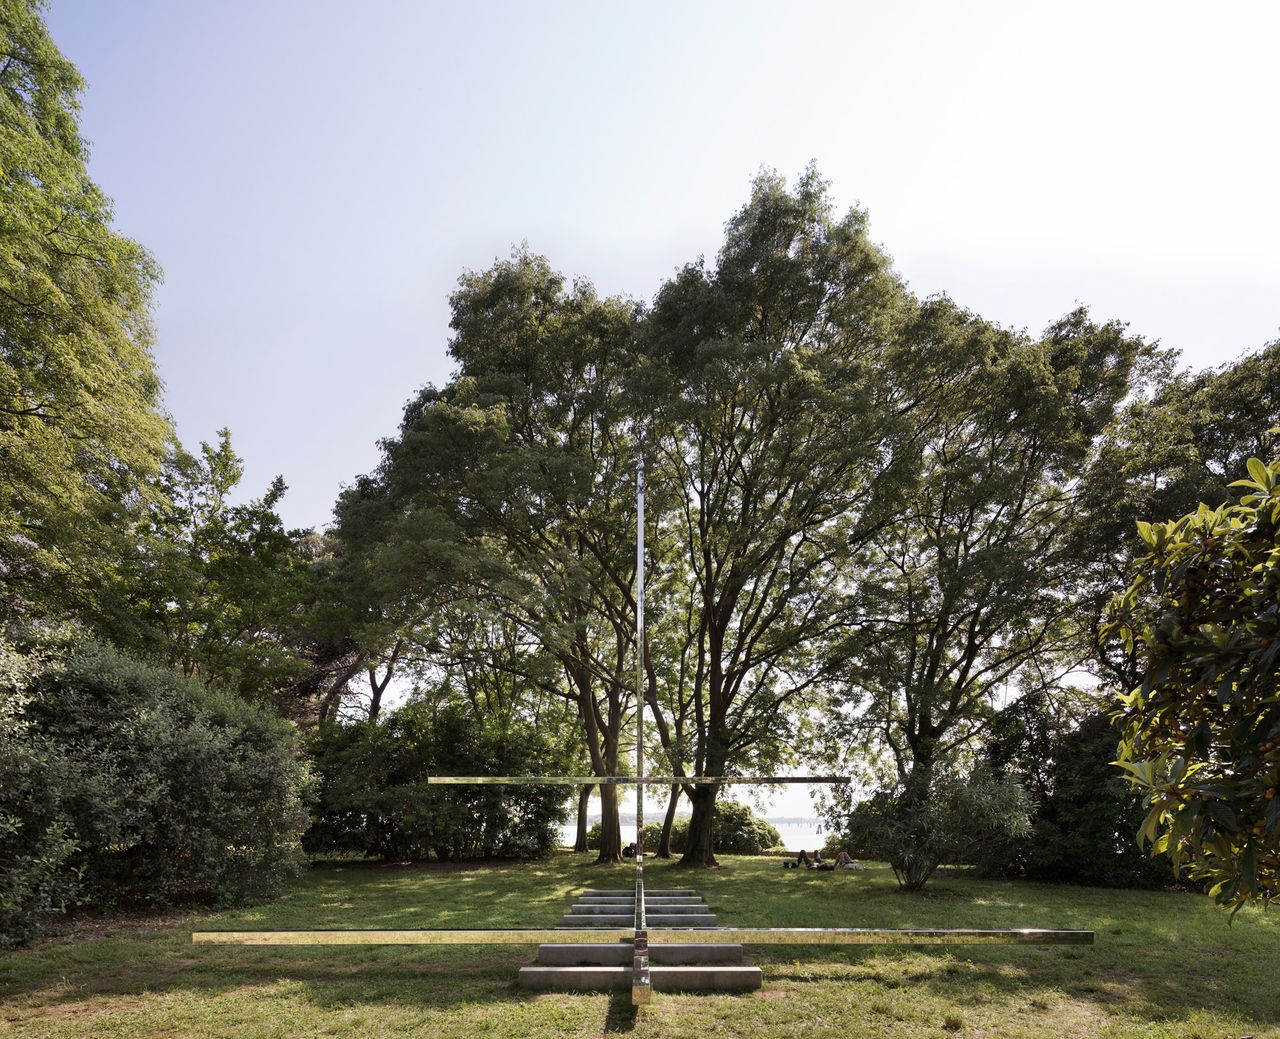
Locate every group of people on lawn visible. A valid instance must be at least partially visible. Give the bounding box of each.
[784,849,859,871]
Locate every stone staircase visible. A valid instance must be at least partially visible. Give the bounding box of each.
[517,888,762,992]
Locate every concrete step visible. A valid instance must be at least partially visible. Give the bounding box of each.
[537,943,744,966]
[518,965,761,991]
[560,913,719,927]
[580,889,697,897]
[576,890,706,900]
[570,905,711,911]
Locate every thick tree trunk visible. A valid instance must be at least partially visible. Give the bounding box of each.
[677,783,718,867]
[890,736,939,889]
[657,784,680,858]
[595,782,623,863]
[902,737,937,810]
[574,784,594,853]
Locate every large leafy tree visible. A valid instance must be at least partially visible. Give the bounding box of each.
[1107,446,1280,912]
[336,250,644,861]
[827,307,1148,810]
[639,169,928,866]
[0,0,169,621]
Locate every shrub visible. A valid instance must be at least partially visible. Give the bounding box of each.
[974,698,1168,888]
[0,637,311,947]
[842,768,1032,891]
[587,801,780,855]
[304,697,569,861]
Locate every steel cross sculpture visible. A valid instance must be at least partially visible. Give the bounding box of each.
[193,461,1094,1007]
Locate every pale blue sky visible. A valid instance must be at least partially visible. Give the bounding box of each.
[48,0,1280,532]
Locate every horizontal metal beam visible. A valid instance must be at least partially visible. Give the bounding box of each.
[424,775,850,786]
[193,929,633,945]
[192,927,1092,946]
[645,927,1094,945]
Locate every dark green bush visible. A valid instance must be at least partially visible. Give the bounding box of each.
[304,697,569,861]
[1,637,311,947]
[586,801,781,855]
[975,700,1170,888]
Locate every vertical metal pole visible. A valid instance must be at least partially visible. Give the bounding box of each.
[632,458,650,1005]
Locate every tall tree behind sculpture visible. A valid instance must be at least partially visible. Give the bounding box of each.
[336,250,642,861]
[639,169,927,866]
[824,305,1148,813]
[0,0,169,623]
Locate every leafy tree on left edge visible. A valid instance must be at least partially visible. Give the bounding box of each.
[0,0,170,623]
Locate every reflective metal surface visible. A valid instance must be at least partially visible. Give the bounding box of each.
[192,929,633,945]
[424,775,850,785]
[650,927,1095,945]
[193,926,1092,946]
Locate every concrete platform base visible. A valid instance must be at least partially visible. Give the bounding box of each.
[518,965,762,992]
[536,943,745,966]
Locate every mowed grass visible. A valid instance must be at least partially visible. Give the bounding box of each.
[2,854,1278,1039]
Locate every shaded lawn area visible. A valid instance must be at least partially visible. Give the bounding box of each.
[2,855,1278,1039]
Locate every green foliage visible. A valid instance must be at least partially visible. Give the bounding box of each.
[640,167,925,864]
[587,801,780,855]
[0,639,79,947]
[707,800,783,854]
[304,696,570,861]
[975,696,1169,888]
[1086,342,1280,691]
[335,247,641,859]
[837,768,1032,891]
[1106,445,1280,911]
[0,0,170,621]
[826,304,1149,813]
[0,635,311,947]
[106,430,319,707]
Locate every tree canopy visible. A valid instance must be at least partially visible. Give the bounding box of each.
[1,0,170,621]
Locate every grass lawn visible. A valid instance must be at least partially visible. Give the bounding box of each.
[2,854,1278,1039]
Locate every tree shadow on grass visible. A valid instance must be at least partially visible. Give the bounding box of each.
[746,944,1280,1032]
[5,940,1279,1035]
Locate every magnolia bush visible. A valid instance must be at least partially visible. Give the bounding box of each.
[1107,445,1280,912]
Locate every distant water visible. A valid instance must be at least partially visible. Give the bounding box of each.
[558,818,830,852]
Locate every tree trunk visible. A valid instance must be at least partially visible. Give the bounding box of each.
[595,783,624,863]
[574,784,594,853]
[677,783,718,867]
[657,784,680,858]
[903,736,937,810]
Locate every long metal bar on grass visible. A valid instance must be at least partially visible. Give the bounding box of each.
[192,927,1094,946]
